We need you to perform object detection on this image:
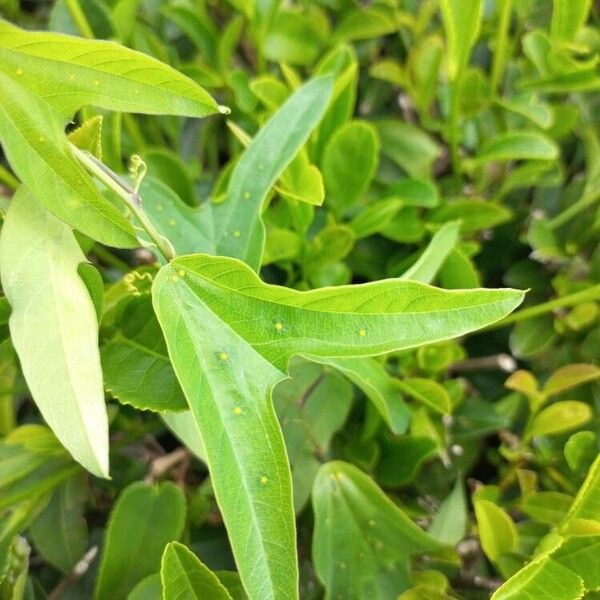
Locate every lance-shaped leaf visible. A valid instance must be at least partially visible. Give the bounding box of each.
[213,75,334,270]
[312,461,444,598]
[0,19,219,119]
[0,72,137,248]
[152,253,523,600]
[0,189,109,477]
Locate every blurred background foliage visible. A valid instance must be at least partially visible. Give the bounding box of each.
[0,0,599,598]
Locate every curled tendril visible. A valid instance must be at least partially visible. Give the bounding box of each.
[129,155,147,195]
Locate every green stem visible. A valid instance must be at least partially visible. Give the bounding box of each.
[0,164,19,191]
[490,0,513,94]
[64,0,95,39]
[70,145,174,262]
[448,74,463,190]
[547,187,600,230]
[485,284,600,331]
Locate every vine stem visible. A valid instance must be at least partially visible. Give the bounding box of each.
[70,144,174,262]
[484,284,600,331]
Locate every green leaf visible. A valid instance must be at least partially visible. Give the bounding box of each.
[473,132,559,164]
[94,481,186,600]
[0,426,79,512]
[141,148,196,207]
[127,574,161,600]
[522,492,573,525]
[0,536,29,600]
[161,411,207,463]
[440,0,483,80]
[376,121,441,178]
[322,120,379,212]
[474,499,517,563]
[510,315,556,358]
[564,431,597,473]
[398,378,452,415]
[101,295,187,413]
[213,75,333,270]
[160,542,232,600]
[0,189,109,477]
[153,277,293,600]
[263,8,325,66]
[68,116,104,159]
[543,364,600,397]
[439,247,481,289]
[563,453,600,524]
[552,534,600,589]
[429,479,468,545]
[140,178,215,257]
[400,222,460,284]
[0,74,137,248]
[385,179,439,208]
[156,253,524,373]
[317,357,410,434]
[29,475,88,574]
[274,359,353,512]
[152,253,522,600]
[551,0,591,42]
[312,461,444,598]
[528,401,592,439]
[334,5,397,42]
[376,435,437,487]
[491,556,584,600]
[0,19,219,119]
[429,200,512,233]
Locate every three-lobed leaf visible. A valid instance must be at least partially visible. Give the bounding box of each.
[152,252,523,600]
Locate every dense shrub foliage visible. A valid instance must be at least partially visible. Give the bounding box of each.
[0,0,599,599]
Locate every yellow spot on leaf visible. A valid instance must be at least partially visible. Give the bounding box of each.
[233,407,242,415]
[243,191,251,200]
[358,329,366,337]
[69,74,75,81]
[38,136,46,143]
[260,476,268,485]
[168,219,176,226]
[233,230,241,238]
[170,275,178,283]
[274,321,284,332]
[177,269,186,277]
[156,204,163,212]
[94,80,100,86]
[15,68,23,75]
[219,352,229,362]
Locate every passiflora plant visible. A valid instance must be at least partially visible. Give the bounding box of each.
[0,0,599,599]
